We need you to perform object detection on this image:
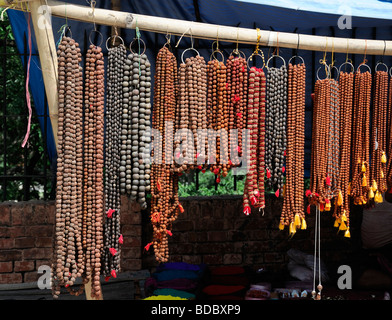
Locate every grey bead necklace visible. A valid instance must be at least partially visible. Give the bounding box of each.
[265,63,288,194]
[120,41,152,210]
[103,43,126,278]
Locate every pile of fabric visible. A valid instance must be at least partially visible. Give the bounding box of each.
[144,262,207,300]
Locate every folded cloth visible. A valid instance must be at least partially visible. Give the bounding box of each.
[154,269,200,282]
[153,288,196,299]
[156,278,199,292]
[156,262,206,273]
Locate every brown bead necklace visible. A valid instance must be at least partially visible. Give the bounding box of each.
[148,45,181,263]
[243,66,266,214]
[82,43,105,299]
[226,53,248,166]
[350,68,372,206]
[333,67,354,234]
[52,36,84,298]
[369,68,389,203]
[281,60,306,233]
[207,58,230,180]
[174,53,208,173]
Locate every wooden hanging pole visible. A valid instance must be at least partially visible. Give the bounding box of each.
[3,0,392,56]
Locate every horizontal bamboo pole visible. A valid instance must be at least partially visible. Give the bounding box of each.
[2,0,390,56]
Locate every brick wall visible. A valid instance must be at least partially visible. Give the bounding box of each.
[0,195,363,284]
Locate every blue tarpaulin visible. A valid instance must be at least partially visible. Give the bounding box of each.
[6,0,392,172]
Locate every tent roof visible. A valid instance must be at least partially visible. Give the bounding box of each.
[236,0,392,20]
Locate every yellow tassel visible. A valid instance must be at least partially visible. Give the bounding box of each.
[344,228,351,238]
[279,222,285,230]
[368,188,374,199]
[294,214,301,227]
[289,222,296,235]
[341,212,347,222]
[334,218,340,228]
[375,191,383,204]
[361,162,366,172]
[325,201,331,211]
[339,221,348,231]
[381,170,384,179]
[337,191,343,206]
[381,152,387,164]
[301,218,307,230]
[362,175,367,187]
[372,180,378,192]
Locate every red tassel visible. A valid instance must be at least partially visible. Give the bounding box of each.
[307,205,311,214]
[234,94,241,102]
[213,168,220,175]
[226,82,229,89]
[305,189,312,197]
[201,169,206,173]
[320,203,325,211]
[166,230,172,236]
[109,248,117,256]
[216,176,221,183]
[243,206,251,215]
[241,65,245,72]
[275,189,280,197]
[105,276,110,282]
[157,181,161,192]
[178,204,184,213]
[111,270,117,278]
[282,167,285,173]
[236,112,242,118]
[266,168,271,179]
[106,209,115,218]
[144,242,152,251]
[254,190,260,197]
[251,196,257,206]
[118,234,123,244]
[326,176,331,186]
[198,165,202,170]
[284,150,286,156]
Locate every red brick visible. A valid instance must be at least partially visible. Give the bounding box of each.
[0,205,11,226]
[0,273,22,284]
[208,231,227,242]
[7,226,26,238]
[0,227,9,237]
[0,261,13,273]
[14,237,35,249]
[24,271,40,283]
[0,238,14,249]
[121,259,141,271]
[35,237,53,248]
[122,236,141,248]
[121,247,141,259]
[11,203,33,226]
[0,250,22,262]
[14,261,35,272]
[23,248,52,261]
[121,225,141,237]
[203,254,223,265]
[28,225,53,237]
[223,253,242,265]
[172,220,193,232]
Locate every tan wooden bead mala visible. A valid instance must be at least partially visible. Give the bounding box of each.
[174,54,208,173]
[207,58,230,181]
[280,61,307,234]
[387,75,392,191]
[52,36,84,298]
[308,73,340,217]
[82,43,105,299]
[369,69,389,204]
[242,66,266,214]
[103,44,126,279]
[148,45,181,263]
[350,69,372,206]
[333,69,354,235]
[226,54,248,166]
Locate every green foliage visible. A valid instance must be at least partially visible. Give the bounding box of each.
[0,9,52,201]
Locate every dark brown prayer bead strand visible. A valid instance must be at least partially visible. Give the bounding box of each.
[387,76,392,190]
[350,70,372,206]
[369,70,388,204]
[243,67,266,214]
[148,46,181,263]
[52,36,84,298]
[333,70,354,233]
[281,62,306,233]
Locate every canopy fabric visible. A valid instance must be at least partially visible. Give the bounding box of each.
[236,0,392,20]
[6,0,392,171]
